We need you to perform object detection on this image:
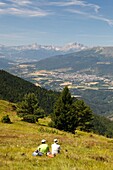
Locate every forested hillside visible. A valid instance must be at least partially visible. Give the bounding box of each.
[1,70,113,137]
[0,70,59,114]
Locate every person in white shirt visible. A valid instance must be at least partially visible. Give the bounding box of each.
[51,139,60,156]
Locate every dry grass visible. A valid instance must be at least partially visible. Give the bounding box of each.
[0,100,113,170]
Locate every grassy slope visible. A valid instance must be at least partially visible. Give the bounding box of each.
[0,100,113,170]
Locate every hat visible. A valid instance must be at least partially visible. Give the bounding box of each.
[41,139,46,143]
[54,139,58,143]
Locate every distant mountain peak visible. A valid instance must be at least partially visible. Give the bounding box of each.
[0,42,87,52]
[60,42,87,52]
[0,42,88,63]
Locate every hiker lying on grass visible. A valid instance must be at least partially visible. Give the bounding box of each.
[32,139,50,156]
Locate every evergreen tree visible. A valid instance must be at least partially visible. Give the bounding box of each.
[74,100,94,132]
[17,93,45,122]
[51,86,77,133]
[50,86,93,133]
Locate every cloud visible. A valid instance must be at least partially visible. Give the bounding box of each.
[0,2,6,6]
[0,7,49,17]
[48,0,100,13]
[0,0,100,17]
[48,0,113,26]
[89,15,113,26]
[67,9,113,26]
[0,0,112,26]
[0,0,50,17]
[14,0,32,6]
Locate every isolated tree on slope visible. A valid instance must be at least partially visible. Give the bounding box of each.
[51,86,78,133]
[50,86,93,133]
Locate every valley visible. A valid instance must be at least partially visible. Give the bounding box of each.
[1,44,113,117]
[10,62,113,93]
[28,68,113,92]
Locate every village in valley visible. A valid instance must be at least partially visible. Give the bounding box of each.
[16,64,113,92]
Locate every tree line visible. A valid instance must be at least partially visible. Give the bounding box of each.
[16,86,113,137]
[0,70,59,114]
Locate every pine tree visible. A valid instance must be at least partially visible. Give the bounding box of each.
[51,86,78,133]
[50,86,93,133]
[17,93,45,122]
[74,100,94,132]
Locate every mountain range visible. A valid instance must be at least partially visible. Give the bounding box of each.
[0,42,87,63]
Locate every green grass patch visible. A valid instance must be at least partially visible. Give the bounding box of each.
[0,100,113,170]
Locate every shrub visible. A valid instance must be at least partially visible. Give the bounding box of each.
[1,115,11,123]
[48,121,55,128]
[11,104,17,111]
[22,114,37,123]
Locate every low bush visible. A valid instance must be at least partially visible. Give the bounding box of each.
[1,115,11,123]
[22,115,38,123]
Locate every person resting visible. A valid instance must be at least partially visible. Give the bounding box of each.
[51,139,61,156]
[32,139,49,156]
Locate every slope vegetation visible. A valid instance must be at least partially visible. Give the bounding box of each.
[0,70,59,114]
[0,100,113,170]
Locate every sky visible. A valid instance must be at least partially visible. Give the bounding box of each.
[0,0,113,47]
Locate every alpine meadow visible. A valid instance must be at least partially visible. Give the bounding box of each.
[0,100,113,170]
